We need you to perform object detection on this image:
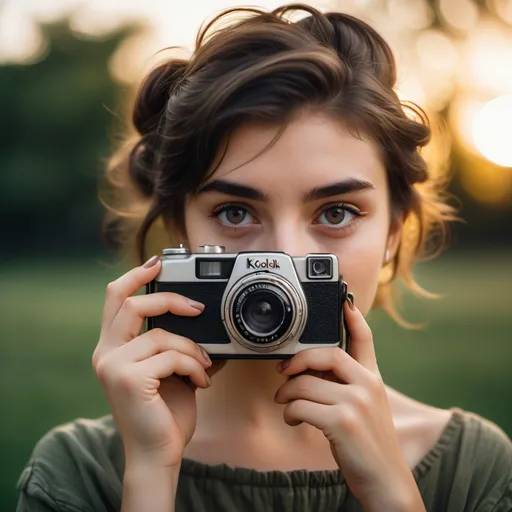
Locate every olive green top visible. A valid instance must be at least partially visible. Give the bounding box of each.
[16,408,512,511]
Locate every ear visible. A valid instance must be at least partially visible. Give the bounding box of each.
[386,211,405,262]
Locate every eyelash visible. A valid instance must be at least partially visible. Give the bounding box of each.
[209,202,364,234]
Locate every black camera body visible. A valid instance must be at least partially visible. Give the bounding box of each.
[146,245,351,359]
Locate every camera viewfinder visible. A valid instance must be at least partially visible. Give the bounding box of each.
[307,257,333,279]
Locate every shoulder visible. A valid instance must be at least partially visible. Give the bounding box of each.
[456,409,512,489]
[17,415,124,512]
[457,409,512,459]
[416,407,512,511]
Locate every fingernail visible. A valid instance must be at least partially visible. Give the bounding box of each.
[276,359,290,373]
[199,346,211,365]
[346,294,356,311]
[205,374,212,386]
[188,299,205,311]
[143,255,159,268]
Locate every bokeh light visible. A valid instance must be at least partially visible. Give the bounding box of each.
[2,0,512,208]
[488,0,512,25]
[462,19,512,95]
[438,0,480,34]
[0,4,47,64]
[472,94,512,167]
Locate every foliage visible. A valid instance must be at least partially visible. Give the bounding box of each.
[0,20,133,259]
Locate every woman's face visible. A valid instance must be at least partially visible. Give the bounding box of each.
[182,113,401,315]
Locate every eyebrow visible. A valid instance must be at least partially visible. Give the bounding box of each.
[196,177,375,202]
[304,179,375,201]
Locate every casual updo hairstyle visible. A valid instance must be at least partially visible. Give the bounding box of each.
[101,3,458,326]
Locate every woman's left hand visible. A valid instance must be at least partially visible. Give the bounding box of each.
[273,300,425,512]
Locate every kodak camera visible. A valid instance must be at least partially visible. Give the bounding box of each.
[146,245,352,359]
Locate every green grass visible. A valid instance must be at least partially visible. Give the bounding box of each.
[1,251,511,509]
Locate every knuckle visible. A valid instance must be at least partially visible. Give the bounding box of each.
[111,367,136,393]
[91,348,101,371]
[362,323,373,339]
[351,388,372,411]
[150,328,168,346]
[170,291,186,302]
[165,292,184,306]
[105,281,119,299]
[290,398,308,416]
[152,327,167,337]
[94,358,110,383]
[365,371,383,394]
[335,406,358,433]
[334,347,347,367]
[122,296,137,314]
[147,330,164,350]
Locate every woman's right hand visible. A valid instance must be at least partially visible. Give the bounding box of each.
[92,255,223,470]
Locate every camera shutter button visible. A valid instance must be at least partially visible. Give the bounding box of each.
[199,245,225,253]
[163,244,190,255]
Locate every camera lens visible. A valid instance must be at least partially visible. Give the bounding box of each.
[233,283,293,344]
[241,290,284,335]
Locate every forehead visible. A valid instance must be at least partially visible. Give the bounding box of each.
[209,113,387,191]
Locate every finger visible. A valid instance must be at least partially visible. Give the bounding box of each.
[283,399,329,429]
[276,347,365,384]
[114,328,211,368]
[101,256,162,331]
[274,374,342,406]
[343,300,378,372]
[181,359,227,392]
[206,359,228,379]
[138,350,211,389]
[108,292,204,343]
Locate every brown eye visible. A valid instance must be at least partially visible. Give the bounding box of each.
[324,206,346,225]
[316,204,360,228]
[213,204,255,226]
[225,206,247,224]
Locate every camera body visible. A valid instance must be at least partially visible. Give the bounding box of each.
[146,245,351,359]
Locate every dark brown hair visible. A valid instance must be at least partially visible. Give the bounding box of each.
[101,3,458,326]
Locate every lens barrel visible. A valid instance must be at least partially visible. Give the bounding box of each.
[232,283,293,344]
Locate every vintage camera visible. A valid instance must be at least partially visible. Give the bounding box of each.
[146,245,352,359]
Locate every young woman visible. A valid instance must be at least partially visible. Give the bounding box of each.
[17,4,511,511]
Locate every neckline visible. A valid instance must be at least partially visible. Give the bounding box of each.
[180,407,465,488]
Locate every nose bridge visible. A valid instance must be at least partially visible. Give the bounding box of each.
[268,217,311,257]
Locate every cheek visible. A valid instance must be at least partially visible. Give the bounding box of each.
[336,223,388,315]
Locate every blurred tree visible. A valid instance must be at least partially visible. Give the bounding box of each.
[0,20,133,261]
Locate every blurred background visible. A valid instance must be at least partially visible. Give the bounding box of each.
[1,0,511,508]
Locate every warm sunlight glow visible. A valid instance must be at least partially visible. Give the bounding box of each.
[472,95,512,167]
[0,4,47,64]
[450,96,485,153]
[387,0,434,30]
[395,75,427,106]
[463,20,512,95]
[490,0,512,25]
[3,0,512,208]
[459,158,512,205]
[439,0,479,33]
